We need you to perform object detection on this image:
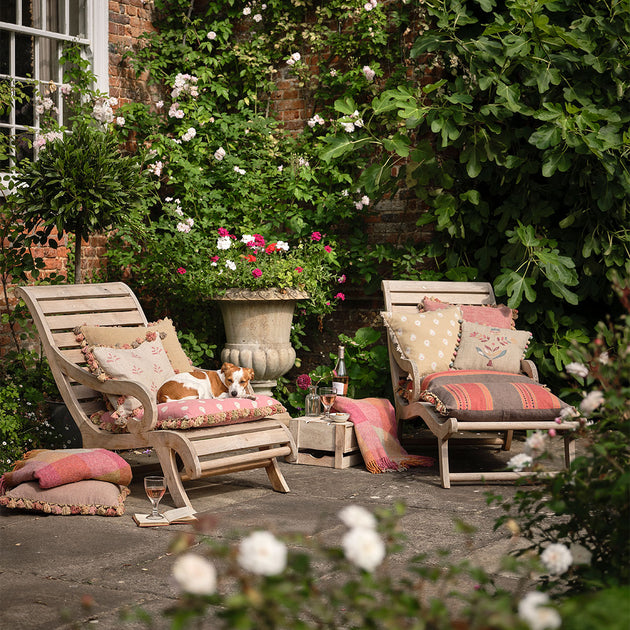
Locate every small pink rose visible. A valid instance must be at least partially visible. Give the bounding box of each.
[295,266,304,273]
[252,268,262,278]
[335,292,345,301]
[311,231,322,241]
[324,245,332,252]
[177,267,186,274]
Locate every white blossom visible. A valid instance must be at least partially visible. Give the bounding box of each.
[237,531,287,576]
[579,390,604,415]
[525,431,547,453]
[341,122,356,133]
[155,100,164,109]
[172,553,217,595]
[287,52,301,66]
[241,234,254,245]
[540,543,573,575]
[147,161,163,177]
[342,527,385,571]
[92,100,114,123]
[518,592,561,630]
[354,201,364,210]
[361,195,370,206]
[207,31,217,40]
[60,83,72,95]
[225,260,236,271]
[307,113,325,127]
[214,147,226,161]
[276,241,290,251]
[176,222,191,233]
[566,362,589,379]
[330,68,337,77]
[234,166,246,175]
[168,103,185,119]
[253,13,262,22]
[108,96,118,107]
[362,65,376,81]
[339,505,376,530]
[217,236,232,250]
[182,127,196,141]
[116,116,125,127]
[243,6,251,15]
[507,453,533,472]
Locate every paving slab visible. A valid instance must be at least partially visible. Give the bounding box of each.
[0,439,551,630]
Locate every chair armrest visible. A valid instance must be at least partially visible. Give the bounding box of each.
[52,348,159,434]
[391,354,422,403]
[520,359,539,382]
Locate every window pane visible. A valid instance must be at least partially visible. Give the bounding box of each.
[47,0,61,33]
[0,127,10,169]
[0,79,11,123]
[15,130,34,164]
[15,83,34,126]
[0,1,17,24]
[15,34,34,80]
[40,38,60,83]
[69,0,86,37]
[24,0,37,28]
[0,30,10,75]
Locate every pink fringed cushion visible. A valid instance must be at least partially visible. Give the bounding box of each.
[419,370,569,421]
[90,396,286,433]
[0,448,132,490]
[421,297,516,329]
[0,481,129,516]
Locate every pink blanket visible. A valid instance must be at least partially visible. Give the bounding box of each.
[332,397,434,473]
[0,448,132,493]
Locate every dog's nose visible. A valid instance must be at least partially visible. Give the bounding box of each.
[230,390,238,397]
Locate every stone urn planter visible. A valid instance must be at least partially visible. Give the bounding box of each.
[214,288,308,395]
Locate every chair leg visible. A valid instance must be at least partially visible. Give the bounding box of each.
[265,457,290,493]
[154,445,194,510]
[502,430,514,451]
[438,437,451,488]
[564,434,576,468]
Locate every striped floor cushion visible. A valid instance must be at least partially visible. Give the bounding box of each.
[419,370,569,421]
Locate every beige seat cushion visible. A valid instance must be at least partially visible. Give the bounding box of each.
[80,318,192,373]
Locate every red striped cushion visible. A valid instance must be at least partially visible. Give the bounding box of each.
[419,370,569,421]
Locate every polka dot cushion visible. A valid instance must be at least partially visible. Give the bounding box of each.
[382,305,462,378]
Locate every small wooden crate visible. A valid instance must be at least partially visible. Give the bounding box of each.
[288,416,362,469]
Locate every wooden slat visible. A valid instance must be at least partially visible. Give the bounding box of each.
[61,348,88,364]
[53,331,85,347]
[17,282,132,300]
[43,311,146,331]
[39,296,141,316]
[193,428,292,457]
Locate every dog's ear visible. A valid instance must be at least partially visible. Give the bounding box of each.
[245,367,255,380]
[221,362,235,373]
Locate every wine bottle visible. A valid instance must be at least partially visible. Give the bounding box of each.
[332,345,349,396]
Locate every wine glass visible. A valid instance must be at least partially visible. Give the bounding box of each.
[144,475,166,520]
[319,387,337,420]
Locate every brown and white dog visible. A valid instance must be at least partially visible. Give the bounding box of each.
[157,362,255,403]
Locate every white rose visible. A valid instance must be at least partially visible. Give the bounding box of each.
[339,505,377,529]
[237,531,287,576]
[342,527,385,572]
[172,553,217,595]
[540,543,573,575]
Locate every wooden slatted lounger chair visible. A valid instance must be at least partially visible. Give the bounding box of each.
[381,280,579,488]
[15,282,297,510]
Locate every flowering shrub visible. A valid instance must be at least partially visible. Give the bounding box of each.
[127,501,627,629]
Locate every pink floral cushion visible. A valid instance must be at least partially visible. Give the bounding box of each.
[421,297,516,329]
[90,396,286,433]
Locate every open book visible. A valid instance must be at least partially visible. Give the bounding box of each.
[133,506,197,527]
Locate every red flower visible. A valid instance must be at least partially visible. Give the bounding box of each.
[296,374,312,390]
[176,267,186,274]
[295,266,304,273]
[218,227,230,237]
[324,245,332,253]
[335,292,345,301]
[210,256,219,262]
[252,268,262,278]
[266,243,277,253]
[311,231,322,241]
[245,254,257,262]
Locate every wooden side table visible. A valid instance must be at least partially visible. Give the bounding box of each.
[288,416,362,469]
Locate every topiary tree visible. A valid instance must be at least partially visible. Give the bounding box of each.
[11,118,156,283]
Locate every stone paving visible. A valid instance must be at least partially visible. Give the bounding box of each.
[0,437,548,630]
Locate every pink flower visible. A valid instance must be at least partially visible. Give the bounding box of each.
[252,268,262,278]
[335,292,345,301]
[295,266,303,273]
[311,231,322,241]
[296,374,312,390]
[548,428,557,437]
[218,227,230,237]
[176,267,186,274]
[210,256,219,262]
[338,274,346,283]
[324,245,332,253]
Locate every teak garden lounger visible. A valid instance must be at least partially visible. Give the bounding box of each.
[16,282,297,510]
[381,280,579,488]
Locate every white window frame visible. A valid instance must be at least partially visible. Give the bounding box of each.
[0,0,108,173]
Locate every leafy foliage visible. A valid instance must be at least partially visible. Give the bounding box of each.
[319,0,630,382]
